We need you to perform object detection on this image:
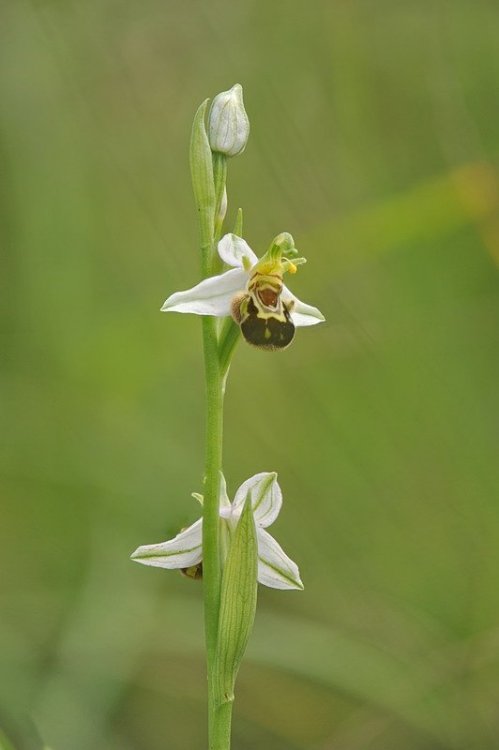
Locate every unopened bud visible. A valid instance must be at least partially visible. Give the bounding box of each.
[208,84,250,157]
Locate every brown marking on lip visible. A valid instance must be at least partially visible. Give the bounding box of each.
[257,288,279,308]
[230,291,247,323]
[240,296,295,351]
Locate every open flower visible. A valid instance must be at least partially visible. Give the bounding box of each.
[131,472,303,590]
[161,233,324,331]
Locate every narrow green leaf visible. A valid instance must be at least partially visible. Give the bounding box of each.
[233,207,243,236]
[218,317,241,374]
[189,99,216,245]
[214,499,258,705]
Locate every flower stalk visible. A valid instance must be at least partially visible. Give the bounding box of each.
[131,84,323,750]
[189,100,224,676]
[196,99,232,748]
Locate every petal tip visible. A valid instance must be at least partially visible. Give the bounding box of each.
[284,574,304,591]
[308,307,325,324]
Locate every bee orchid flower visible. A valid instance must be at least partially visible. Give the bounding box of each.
[162,233,324,349]
[131,472,303,590]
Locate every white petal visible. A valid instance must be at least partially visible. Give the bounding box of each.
[282,285,325,327]
[218,233,258,269]
[130,519,202,569]
[161,269,247,316]
[232,472,282,528]
[257,528,304,590]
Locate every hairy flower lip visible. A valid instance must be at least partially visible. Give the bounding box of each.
[131,472,304,590]
[161,233,325,328]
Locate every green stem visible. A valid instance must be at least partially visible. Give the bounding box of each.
[210,702,233,750]
[198,152,233,750]
[202,315,223,665]
[203,315,232,750]
[203,308,235,750]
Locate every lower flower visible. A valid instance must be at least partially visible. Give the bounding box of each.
[131,472,303,590]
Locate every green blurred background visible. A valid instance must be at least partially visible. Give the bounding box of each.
[2,1,499,748]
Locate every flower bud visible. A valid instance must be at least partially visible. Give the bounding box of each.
[208,84,250,157]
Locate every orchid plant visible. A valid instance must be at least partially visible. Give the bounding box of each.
[131,84,324,750]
